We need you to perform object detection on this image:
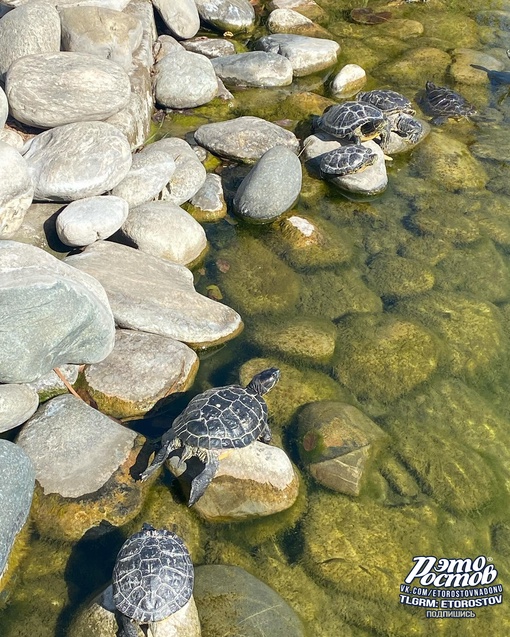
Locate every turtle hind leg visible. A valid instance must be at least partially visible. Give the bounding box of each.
[139,435,179,481]
[188,453,220,506]
[259,423,272,444]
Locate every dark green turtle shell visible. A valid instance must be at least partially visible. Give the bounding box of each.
[320,145,377,176]
[316,101,386,139]
[113,526,193,623]
[424,81,476,118]
[357,89,415,115]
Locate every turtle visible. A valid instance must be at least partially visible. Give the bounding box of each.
[320,145,378,177]
[357,89,415,116]
[422,81,477,124]
[315,101,389,145]
[470,63,510,86]
[140,367,280,505]
[112,523,194,637]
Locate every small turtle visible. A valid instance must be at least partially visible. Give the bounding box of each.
[357,89,415,115]
[112,523,194,637]
[422,81,477,124]
[140,368,280,505]
[388,113,424,143]
[320,145,378,177]
[316,101,389,145]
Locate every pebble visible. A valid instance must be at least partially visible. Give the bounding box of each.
[194,0,255,33]
[255,33,340,76]
[211,51,293,87]
[23,121,132,201]
[0,384,40,433]
[152,0,200,40]
[0,141,34,238]
[56,196,129,247]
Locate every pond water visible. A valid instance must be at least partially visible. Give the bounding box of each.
[3,1,510,636]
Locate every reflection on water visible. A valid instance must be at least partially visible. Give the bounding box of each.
[3,1,510,636]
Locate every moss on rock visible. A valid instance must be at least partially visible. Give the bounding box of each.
[365,253,435,299]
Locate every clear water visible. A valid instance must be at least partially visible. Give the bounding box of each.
[3,1,510,636]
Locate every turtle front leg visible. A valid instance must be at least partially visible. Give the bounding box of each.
[116,612,140,637]
[188,451,220,506]
[259,423,272,444]
[140,433,179,481]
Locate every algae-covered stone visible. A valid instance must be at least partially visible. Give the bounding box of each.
[379,455,421,500]
[298,268,383,321]
[450,48,505,85]
[83,329,199,419]
[419,11,480,49]
[297,401,387,495]
[239,357,350,429]
[365,253,435,299]
[411,132,487,192]
[218,235,301,316]
[186,173,226,222]
[372,18,424,40]
[409,194,481,244]
[269,214,353,271]
[398,235,452,266]
[377,47,451,86]
[394,291,507,380]
[248,314,337,365]
[194,565,306,637]
[333,314,440,403]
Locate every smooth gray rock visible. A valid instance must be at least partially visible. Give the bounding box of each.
[233,146,302,223]
[211,51,293,87]
[56,196,129,247]
[0,141,34,238]
[194,0,255,33]
[153,0,200,40]
[27,365,80,401]
[23,121,132,201]
[267,7,313,31]
[194,116,299,163]
[384,117,430,155]
[9,202,70,258]
[0,86,8,129]
[0,1,61,81]
[331,63,366,99]
[0,384,39,433]
[83,329,199,418]
[188,173,226,220]
[5,52,131,128]
[153,138,207,205]
[154,34,184,62]
[255,33,339,76]
[122,201,207,264]
[0,440,35,581]
[65,241,243,347]
[155,49,218,109]
[60,6,143,70]
[0,128,24,151]
[16,395,137,498]
[0,241,115,383]
[56,0,132,8]
[194,565,306,636]
[182,36,235,59]
[111,147,176,208]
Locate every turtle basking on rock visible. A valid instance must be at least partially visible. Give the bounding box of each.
[140,368,280,505]
[315,101,389,145]
[112,523,194,637]
[320,145,378,177]
[357,89,415,116]
[422,81,477,124]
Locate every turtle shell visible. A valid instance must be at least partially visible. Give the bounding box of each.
[316,102,385,139]
[357,89,415,115]
[320,145,377,176]
[424,81,476,117]
[113,526,194,623]
[172,384,268,449]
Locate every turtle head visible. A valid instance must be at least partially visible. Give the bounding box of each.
[246,367,281,395]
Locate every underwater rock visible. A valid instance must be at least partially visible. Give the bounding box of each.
[267,8,330,38]
[83,329,198,419]
[0,384,39,433]
[409,193,481,244]
[365,253,435,300]
[194,0,255,34]
[297,401,387,495]
[194,565,306,637]
[450,48,505,85]
[0,141,34,238]
[186,173,226,222]
[333,314,440,403]
[191,442,300,521]
[419,10,479,49]
[56,196,129,247]
[330,63,366,99]
[377,47,451,86]
[211,52,293,88]
[255,33,339,77]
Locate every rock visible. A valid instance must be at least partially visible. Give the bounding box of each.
[186,173,227,222]
[16,394,146,540]
[60,6,143,71]
[154,34,184,61]
[330,63,366,99]
[181,36,235,59]
[450,48,505,85]
[233,146,302,223]
[23,121,132,202]
[211,52,293,88]
[111,146,176,208]
[472,124,510,163]
[366,253,435,299]
[9,202,71,259]
[384,116,430,155]
[194,565,306,637]
[65,241,243,348]
[0,126,24,150]
[83,329,198,419]
[268,0,326,22]
[153,0,200,40]
[56,196,129,247]
[0,384,39,433]
[27,365,80,401]
[254,34,339,77]
[0,1,61,81]
[69,586,201,637]
[122,201,207,264]
[0,141,34,238]
[154,48,218,109]
[152,138,207,205]
[0,241,115,383]
[419,11,479,49]
[297,402,386,495]
[0,440,35,587]
[194,116,299,163]
[378,47,451,86]
[54,0,132,9]
[191,442,300,521]
[267,8,325,38]
[5,52,131,128]
[194,0,255,34]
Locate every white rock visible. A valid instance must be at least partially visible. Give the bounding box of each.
[0,384,39,433]
[0,128,25,151]
[331,63,367,99]
[154,34,184,62]
[152,0,200,40]
[268,8,313,32]
[152,138,207,205]
[255,33,339,76]
[56,196,129,247]
[0,142,34,238]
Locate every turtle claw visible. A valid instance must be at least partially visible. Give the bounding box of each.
[188,454,220,506]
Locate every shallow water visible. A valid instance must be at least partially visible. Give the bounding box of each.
[3,1,510,636]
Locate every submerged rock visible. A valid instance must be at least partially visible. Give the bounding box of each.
[366,253,435,300]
